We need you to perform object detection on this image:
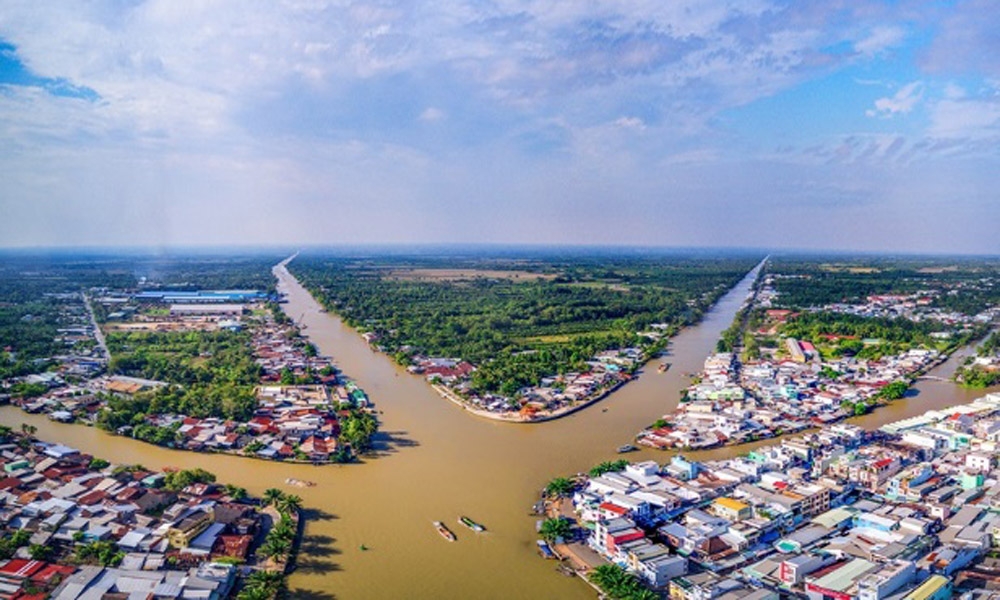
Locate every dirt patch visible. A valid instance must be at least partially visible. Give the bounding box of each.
[385,268,559,282]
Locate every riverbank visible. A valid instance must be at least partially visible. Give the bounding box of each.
[0,254,773,599]
[286,256,768,425]
[431,379,628,423]
[0,428,295,599]
[543,391,1000,599]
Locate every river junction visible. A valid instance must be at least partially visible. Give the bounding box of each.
[2,259,997,599]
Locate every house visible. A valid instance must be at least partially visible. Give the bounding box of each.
[711,497,752,522]
[167,511,213,548]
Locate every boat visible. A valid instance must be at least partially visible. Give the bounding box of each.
[433,521,456,541]
[536,540,557,559]
[359,544,367,551]
[658,362,671,373]
[284,478,316,488]
[459,516,485,532]
[616,444,637,453]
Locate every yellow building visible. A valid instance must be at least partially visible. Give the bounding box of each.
[168,511,212,548]
[901,575,952,600]
[710,497,752,522]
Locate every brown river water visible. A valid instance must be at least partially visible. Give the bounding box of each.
[2,258,996,599]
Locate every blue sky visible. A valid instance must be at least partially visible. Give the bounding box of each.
[0,0,998,252]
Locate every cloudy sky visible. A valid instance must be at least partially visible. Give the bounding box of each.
[1,1,998,253]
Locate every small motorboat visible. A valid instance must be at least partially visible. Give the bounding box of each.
[617,444,638,453]
[434,521,456,541]
[537,540,557,559]
[459,516,485,532]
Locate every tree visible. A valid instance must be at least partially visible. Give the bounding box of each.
[224,484,248,501]
[544,477,575,498]
[28,544,52,561]
[89,458,110,471]
[276,494,302,516]
[588,460,629,478]
[539,518,572,543]
[262,488,285,508]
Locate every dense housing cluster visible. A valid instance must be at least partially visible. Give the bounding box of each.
[0,430,296,600]
[1,259,377,464]
[553,393,1000,600]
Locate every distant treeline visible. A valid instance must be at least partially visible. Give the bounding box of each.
[769,256,1000,315]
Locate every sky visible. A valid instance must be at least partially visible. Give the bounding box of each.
[1,1,998,253]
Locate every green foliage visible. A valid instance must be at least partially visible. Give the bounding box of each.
[7,382,49,399]
[0,530,31,560]
[545,477,576,498]
[292,254,759,394]
[782,311,946,350]
[261,517,296,561]
[588,460,629,478]
[770,256,1000,316]
[75,540,124,566]
[162,468,216,491]
[955,365,1000,389]
[877,381,909,401]
[979,332,1000,357]
[28,544,53,561]
[539,518,572,542]
[338,409,378,454]
[89,458,111,471]
[238,570,286,600]
[588,563,657,600]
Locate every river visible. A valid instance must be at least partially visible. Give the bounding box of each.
[3,257,997,599]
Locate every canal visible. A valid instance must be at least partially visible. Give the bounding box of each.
[2,258,996,599]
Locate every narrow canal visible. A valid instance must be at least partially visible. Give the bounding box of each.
[3,257,995,599]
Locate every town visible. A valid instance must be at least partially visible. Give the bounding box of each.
[0,427,298,599]
[638,272,994,451]
[2,284,377,464]
[543,392,1000,600]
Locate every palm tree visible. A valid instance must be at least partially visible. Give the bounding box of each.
[236,588,271,600]
[276,494,302,516]
[261,537,291,560]
[262,488,284,507]
[224,484,247,501]
[544,477,575,498]
[539,518,572,543]
[246,570,284,589]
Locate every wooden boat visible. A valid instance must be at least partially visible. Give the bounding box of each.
[284,478,316,488]
[459,516,485,532]
[658,362,671,373]
[536,540,557,559]
[433,521,456,541]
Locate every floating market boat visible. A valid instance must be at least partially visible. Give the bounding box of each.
[284,478,316,488]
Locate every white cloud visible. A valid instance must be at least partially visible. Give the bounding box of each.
[419,107,446,121]
[854,26,905,56]
[867,81,923,117]
[928,98,1000,138]
[613,116,646,131]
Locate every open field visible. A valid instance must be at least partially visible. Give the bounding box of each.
[384,268,559,282]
